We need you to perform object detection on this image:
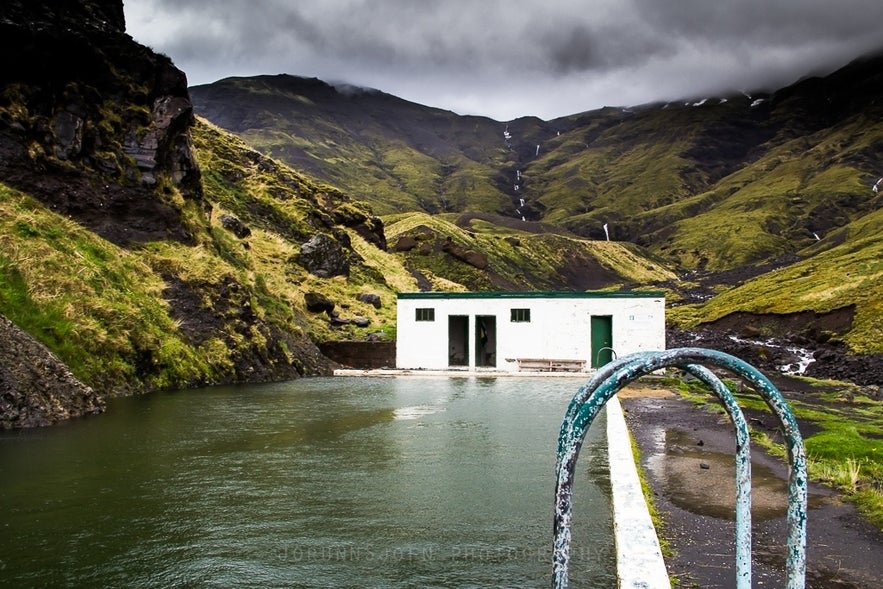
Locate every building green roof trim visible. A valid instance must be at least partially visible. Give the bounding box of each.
[397,291,665,300]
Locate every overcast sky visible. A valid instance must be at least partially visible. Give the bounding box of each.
[125,0,883,121]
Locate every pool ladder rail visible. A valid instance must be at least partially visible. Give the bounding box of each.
[552,347,807,589]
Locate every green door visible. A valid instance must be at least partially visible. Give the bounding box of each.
[590,315,613,368]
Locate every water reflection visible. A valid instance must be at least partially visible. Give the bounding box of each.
[646,428,791,521]
[0,377,614,587]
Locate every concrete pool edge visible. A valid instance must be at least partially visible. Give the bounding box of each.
[606,395,671,588]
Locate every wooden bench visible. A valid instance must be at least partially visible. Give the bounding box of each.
[514,358,587,372]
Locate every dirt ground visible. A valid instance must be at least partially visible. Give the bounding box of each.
[618,382,883,588]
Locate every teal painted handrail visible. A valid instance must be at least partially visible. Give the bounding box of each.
[552,347,807,589]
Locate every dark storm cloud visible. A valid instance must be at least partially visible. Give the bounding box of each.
[126,0,883,120]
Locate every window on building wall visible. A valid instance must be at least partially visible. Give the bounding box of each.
[510,308,531,322]
[416,308,435,322]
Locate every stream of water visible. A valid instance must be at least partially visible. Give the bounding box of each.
[0,376,614,588]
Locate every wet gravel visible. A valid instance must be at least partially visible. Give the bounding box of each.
[621,388,883,588]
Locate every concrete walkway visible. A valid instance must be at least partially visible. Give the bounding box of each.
[606,396,671,588]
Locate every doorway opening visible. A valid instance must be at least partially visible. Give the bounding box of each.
[448,315,469,366]
[475,315,497,367]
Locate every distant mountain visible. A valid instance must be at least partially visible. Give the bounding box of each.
[190,75,528,218]
[191,51,883,272]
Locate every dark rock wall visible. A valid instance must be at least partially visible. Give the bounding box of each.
[0,0,204,245]
[1,1,127,34]
[318,341,396,370]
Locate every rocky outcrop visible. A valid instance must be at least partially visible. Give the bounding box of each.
[0,0,204,245]
[0,314,105,429]
[304,291,336,314]
[161,275,335,382]
[356,292,383,309]
[442,237,489,269]
[394,236,419,252]
[219,213,252,238]
[297,233,351,277]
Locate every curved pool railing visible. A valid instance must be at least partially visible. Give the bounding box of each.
[552,347,807,589]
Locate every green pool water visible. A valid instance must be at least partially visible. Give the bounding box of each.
[0,376,614,587]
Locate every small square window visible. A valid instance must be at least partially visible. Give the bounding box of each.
[510,308,531,322]
[416,308,435,321]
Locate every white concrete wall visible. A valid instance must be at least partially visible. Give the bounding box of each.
[396,293,665,371]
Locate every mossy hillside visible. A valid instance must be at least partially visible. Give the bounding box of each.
[668,205,883,353]
[384,212,677,292]
[1,183,215,393]
[2,174,370,396]
[0,119,419,395]
[190,75,518,217]
[244,125,513,217]
[191,118,409,341]
[654,111,883,270]
[529,103,728,230]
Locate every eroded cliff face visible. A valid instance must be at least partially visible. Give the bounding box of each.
[0,0,203,245]
[0,314,105,429]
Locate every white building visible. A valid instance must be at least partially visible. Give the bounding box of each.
[396,291,665,372]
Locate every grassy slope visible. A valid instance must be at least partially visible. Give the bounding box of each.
[190,76,517,216]
[384,212,677,292]
[654,111,883,269]
[190,118,416,343]
[0,120,422,395]
[0,183,217,393]
[670,205,883,353]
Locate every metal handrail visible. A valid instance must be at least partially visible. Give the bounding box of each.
[552,347,807,589]
[595,346,617,367]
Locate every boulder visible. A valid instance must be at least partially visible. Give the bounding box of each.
[219,214,251,238]
[297,234,350,277]
[356,293,382,309]
[442,237,489,269]
[304,291,335,315]
[394,236,418,252]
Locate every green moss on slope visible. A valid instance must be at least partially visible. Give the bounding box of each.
[670,206,883,353]
[385,212,677,292]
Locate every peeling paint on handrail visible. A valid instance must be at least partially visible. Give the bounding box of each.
[552,347,807,589]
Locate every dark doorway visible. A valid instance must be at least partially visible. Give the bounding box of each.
[448,315,469,366]
[474,315,497,367]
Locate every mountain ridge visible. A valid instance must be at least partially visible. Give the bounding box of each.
[190,50,883,271]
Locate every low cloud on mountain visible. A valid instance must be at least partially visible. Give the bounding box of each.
[127,0,883,119]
